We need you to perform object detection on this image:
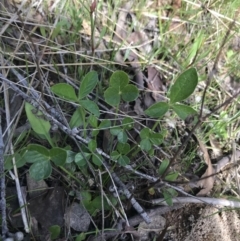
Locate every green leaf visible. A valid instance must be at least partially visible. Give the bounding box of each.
[75,233,86,241]
[79,100,100,117]
[91,196,102,211]
[49,225,61,240]
[51,20,70,39]
[169,68,198,103]
[14,130,28,146]
[122,117,134,130]
[110,151,120,160]
[88,115,98,128]
[144,102,169,118]
[118,155,130,166]
[105,71,138,105]
[163,190,173,206]
[165,172,178,181]
[39,26,46,38]
[50,148,67,166]
[140,139,152,151]
[25,103,51,136]
[92,129,99,137]
[4,153,27,170]
[82,199,95,215]
[4,157,13,170]
[27,144,49,157]
[99,119,111,129]
[80,191,92,201]
[110,127,122,136]
[121,84,139,102]
[158,159,170,175]
[79,71,98,99]
[140,128,150,139]
[167,187,178,197]
[29,161,52,181]
[171,104,198,120]
[162,187,178,206]
[102,195,118,210]
[117,130,128,143]
[69,107,85,128]
[185,32,204,66]
[110,70,129,88]
[92,153,102,166]
[51,83,78,101]
[51,24,61,39]
[150,133,163,145]
[104,87,120,106]
[148,148,154,156]
[88,140,97,152]
[22,150,49,163]
[117,143,130,155]
[92,195,117,211]
[66,151,76,163]
[75,152,91,167]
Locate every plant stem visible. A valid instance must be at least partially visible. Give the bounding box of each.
[0,115,8,239]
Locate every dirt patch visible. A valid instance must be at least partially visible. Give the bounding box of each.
[163,204,204,241]
[163,204,240,241]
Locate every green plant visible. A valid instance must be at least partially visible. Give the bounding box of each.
[139,127,164,152]
[75,233,86,241]
[25,102,54,147]
[158,159,179,205]
[144,68,198,120]
[49,225,61,240]
[2,0,240,240]
[80,190,117,216]
[23,69,200,195]
[104,71,139,106]
[51,71,100,118]
[20,71,140,179]
[14,144,66,181]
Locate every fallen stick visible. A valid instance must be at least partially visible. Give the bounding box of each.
[151,196,240,208]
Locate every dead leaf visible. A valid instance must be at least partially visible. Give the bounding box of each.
[196,136,215,196]
[146,67,166,102]
[113,2,133,43]
[134,69,145,90]
[172,0,182,10]
[64,202,90,232]
[134,98,145,115]
[143,92,155,108]
[27,173,48,199]
[169,17,187,35]
[113,1,172,114]
[209,134,222,158]
[28,186,65,241]
[127,31,152,54]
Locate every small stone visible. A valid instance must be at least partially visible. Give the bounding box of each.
[14,232,24,241]
[64,202,90,232]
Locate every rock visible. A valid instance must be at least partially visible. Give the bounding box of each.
[64,202,91,232]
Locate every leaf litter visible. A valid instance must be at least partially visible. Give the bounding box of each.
[195,136,215,196]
